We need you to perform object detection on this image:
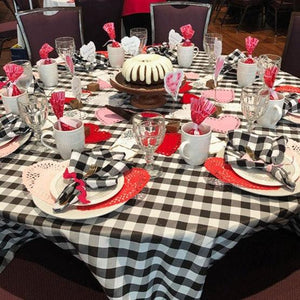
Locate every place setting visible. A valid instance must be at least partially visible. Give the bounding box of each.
[22,147,150,220]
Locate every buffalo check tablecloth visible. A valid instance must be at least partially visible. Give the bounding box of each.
[1,52,300,300]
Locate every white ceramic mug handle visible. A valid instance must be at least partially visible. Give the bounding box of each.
[270,105,282,125]
[193,46,199,58]
[41,130,56,151]
[179,141,190,159]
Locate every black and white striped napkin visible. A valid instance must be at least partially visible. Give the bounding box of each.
[283,94,300,116]
[147,42,177,64]
[224,130,295,190]
[0,113,30,140]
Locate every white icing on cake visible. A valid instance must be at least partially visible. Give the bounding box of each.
[122,54,173,85]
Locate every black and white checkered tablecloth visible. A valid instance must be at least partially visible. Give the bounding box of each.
[1,52,300,300]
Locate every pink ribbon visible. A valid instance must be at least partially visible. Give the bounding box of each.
[63,168,90,204]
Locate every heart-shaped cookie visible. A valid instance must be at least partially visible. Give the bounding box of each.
[201,89,235,103]
[203,115,240,133]
[121,36,140,56]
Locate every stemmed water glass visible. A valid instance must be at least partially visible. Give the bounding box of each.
[18,93,49,146]
[9,59,33,92]
[130,27,148,54]
[204,33,222,70]
[240,86,269,132]
[132,112,166,178]
[55,36,76,72]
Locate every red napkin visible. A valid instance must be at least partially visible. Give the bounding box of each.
[180,24,195,46]
[204,157,280,190]
[39,43,54,64]
[181,93,198,104]
[1,63,24,96]
[103,22,120,47]
[84,123,111,143]
[156,133,181,156]
[244,36,259,64]
[179,81,193,93]
[264,66,279,100]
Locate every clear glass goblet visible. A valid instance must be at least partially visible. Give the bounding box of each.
[130,27,148,54]
[18,94,49,146]
[204,33,222,70]
[132,112,166,178]
[55,36,76,72]
[9,59,33,91]
[257,54,282,82]
[240,86,269,132]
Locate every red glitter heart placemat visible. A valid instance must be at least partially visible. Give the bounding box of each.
[204,157,280,190]
[156,133,181,156]
[84,123,111,143]
[77,168,150,211]
[275,85,300,94]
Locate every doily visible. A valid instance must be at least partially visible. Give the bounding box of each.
[203,115,241,133]
[156,133,181,156]
[287,139,300,154]
[77,168,150,211]
[204,157,280,190]
[23,160,150,211]
[22,160,68,204]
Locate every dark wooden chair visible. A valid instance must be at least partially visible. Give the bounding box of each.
[221,0,265,31]
[281,11,300,78]
[266,0,294,36]
[150,1,212,51]
[12,0,41,12]
[74,0,124,51]
[15,6,84,64]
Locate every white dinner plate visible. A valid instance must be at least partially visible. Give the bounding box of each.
[231,153,300,186]
[50,171,124,207]
[0,136,14,147]
[0,132,31,158]
[32,194,126,220]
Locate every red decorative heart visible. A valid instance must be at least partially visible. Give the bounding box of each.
[203,115,240,133]
[84,123,111,143]
[204,157,280,190]
[181,93,199,104]
[179,81,193,93]
[156,133,181,156]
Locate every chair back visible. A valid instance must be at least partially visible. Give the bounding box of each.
[281,12,300,78]
[13,0,40,11]
[150,1,212,50]
[16,7,84,64]
[75,0,124,50]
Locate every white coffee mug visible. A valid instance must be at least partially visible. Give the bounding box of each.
[37,59,58,87]
[177,43,199,68]
[41,119,85,159]
[107,44,125,68]
[257,93,285,129]
[179,122,212,166]
[237,58,258,87]
[1,89,28,115]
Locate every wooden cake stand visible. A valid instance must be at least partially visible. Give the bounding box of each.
[110,73,167,109]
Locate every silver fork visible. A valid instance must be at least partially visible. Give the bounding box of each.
[53,164,99,213]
